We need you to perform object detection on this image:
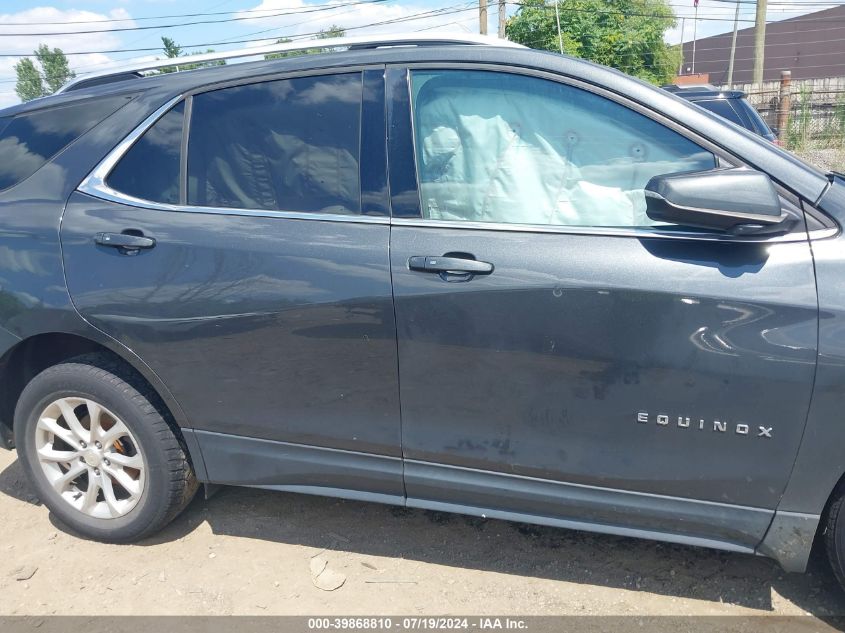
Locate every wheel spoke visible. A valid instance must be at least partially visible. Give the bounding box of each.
[37,446,79,463]
[86,401,103,442]
[103,464,141,497]
[106,452,143,469]
[100,473,123,517]
[51,461,86,493]
[36,416,76,447]
[57,399,89,444]
[100,418,131,446]
[80,473,101,514]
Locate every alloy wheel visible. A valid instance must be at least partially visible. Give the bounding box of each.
[33,397,146,519]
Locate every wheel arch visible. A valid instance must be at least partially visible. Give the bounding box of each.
[0,332,194,456]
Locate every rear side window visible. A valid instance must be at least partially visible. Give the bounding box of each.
[108,101,184,204]
[0,97,128,191]
[696,99,746,128]
[187,73,362,214]
[735,99,774,136]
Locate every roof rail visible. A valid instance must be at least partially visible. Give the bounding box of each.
[58,32,523,93]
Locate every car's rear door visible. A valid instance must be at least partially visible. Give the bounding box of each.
[387,66,818,549]
[61,68,404,500]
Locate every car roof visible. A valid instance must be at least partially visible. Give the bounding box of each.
[662,85,747,100]
[1,45,828,202]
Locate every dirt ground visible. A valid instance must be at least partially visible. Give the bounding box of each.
[2,450,845,625]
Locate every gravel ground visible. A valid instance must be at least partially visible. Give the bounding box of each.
[2,449,845,625]
[793,147,845,173]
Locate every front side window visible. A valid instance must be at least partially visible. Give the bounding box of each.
[410,70,717,228]
[187,73,362,214]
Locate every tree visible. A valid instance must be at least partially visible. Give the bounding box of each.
[157,37,225,74]
[14,45,75,101]
[265,26,346,61]
[162,37,183,60]
[14,58,44,102]
[506,0,680,85]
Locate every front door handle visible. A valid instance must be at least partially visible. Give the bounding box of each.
[408,256,493,275]
[95,232,156,253]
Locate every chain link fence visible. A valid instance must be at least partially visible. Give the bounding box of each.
[742,85,845,172]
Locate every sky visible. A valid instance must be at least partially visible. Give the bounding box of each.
[0,0,839,108]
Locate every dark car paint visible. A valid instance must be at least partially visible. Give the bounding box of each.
[0,46,842,573]
[676,94,778,143]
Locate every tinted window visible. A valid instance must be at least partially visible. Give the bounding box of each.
[410,70,715,228]
[696,99,746,128]
[734,98,774,136]
[108,101,184,204]
[0,97,128,191]
[187,73,362,214]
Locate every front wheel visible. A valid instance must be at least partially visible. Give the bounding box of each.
[14,354,198,542]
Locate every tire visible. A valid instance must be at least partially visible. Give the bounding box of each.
[824,486,845,591]
[14,353,198,542]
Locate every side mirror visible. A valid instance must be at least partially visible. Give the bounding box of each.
[645,169,789,233]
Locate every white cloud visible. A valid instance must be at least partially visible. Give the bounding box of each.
[0,7,135,110]
[232,0,476,47]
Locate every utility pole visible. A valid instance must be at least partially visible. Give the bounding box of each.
[727,0,741,86]
[555,0,564,54]
[498,0,506,38]
[753,0,767,88]
[678,17,685,75]
[776,70,791,143]
[479,0,488,35]
[692,0,698,73]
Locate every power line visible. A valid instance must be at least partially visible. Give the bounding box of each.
[0,3,479,57]
[0,2,381,26]
[0,0,389,37]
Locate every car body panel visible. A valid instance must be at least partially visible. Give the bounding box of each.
[61,193,402,460]
[775,177,845,516]
[0,45,842,573]
[389,225,818,509]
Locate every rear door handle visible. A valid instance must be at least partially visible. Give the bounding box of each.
[408,256,493,275]
[95,232,156,252]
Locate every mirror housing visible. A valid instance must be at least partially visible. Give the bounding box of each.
[645,169,789,233]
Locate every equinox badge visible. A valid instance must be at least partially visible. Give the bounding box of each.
[637,412,772,438]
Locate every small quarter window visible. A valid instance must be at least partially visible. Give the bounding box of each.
[0,97,128,192]
[108,101,184,205]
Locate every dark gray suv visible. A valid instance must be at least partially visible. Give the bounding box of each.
[2,37,845,591]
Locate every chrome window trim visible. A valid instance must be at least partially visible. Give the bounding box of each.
[389,217,828,243]
[394,63,823,244]
[77,76,389,226]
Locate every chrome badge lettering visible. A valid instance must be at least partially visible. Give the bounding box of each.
[637,412,772,438]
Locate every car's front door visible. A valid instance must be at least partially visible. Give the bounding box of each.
[387,67,818,549]
[61,69,404,500]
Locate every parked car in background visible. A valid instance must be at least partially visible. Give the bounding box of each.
[3,35,845,594]
[663,84,780,144]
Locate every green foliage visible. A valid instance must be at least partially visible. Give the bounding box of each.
[787,86,813,151]
[14,58,44,102]
[162,37,183,59]
[14,45,75,101]
[265,25,346,60]
[506,0,679,85]
[157,37,226,74]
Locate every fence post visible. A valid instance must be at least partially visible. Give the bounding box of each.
[777,70,792,143]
